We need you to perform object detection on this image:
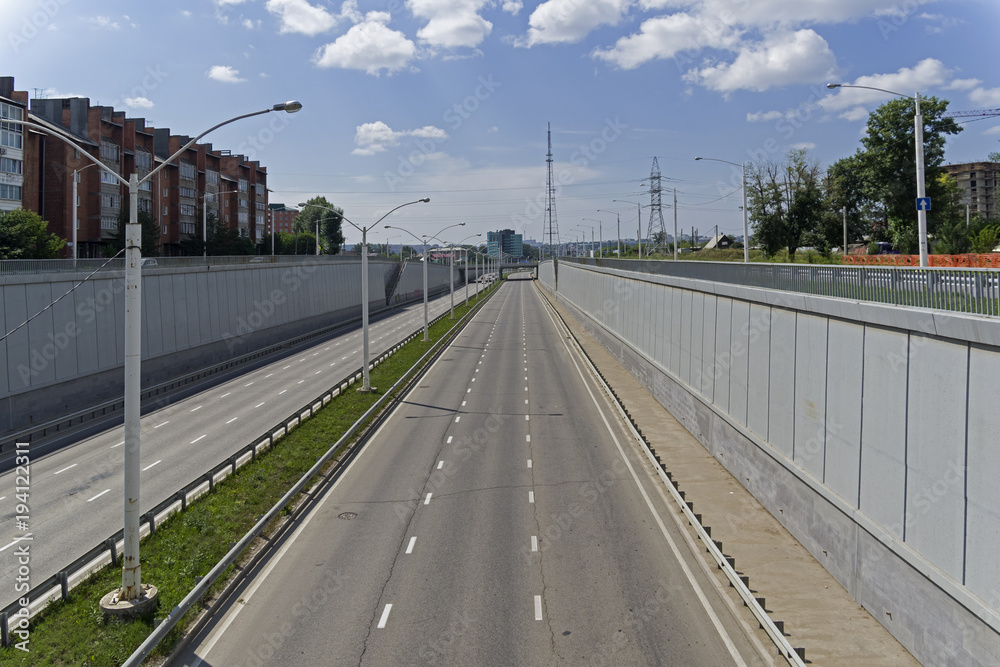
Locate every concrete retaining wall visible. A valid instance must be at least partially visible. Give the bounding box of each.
[538,259,1000,667]
[0,259,398,433]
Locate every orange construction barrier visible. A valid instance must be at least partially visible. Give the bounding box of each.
[842,253,1000,268]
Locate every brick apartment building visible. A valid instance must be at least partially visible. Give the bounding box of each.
[0,76,269,257]
[945,162,999,220]
[268,202,298,234]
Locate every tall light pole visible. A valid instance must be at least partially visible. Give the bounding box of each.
[385,221,464,341]
[71,162,100,264]
[202,189,238,260]
[451,233,481,310]
[613,199,643,259]
[598,209,621,257]
[4,100,304,608]
[695,157,749,263]
[302,198,428,392]
[583,220,603,257]
[826,82,929,267]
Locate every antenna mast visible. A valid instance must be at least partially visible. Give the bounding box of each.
[646,157,667,252]
[544,123,559,259]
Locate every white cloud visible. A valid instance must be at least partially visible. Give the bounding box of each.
[314,13,417,75]
[839,106,870,122]
[265,0,339,36]
[594,13,741,69]
[242,18,261,29]
[819,58,952,112]
[488,126,499,133]
[947,77,981,91]
[518,0,628,46]
[790,142,816,150]
[87,16,121,30]
[983,126,1000,136]
[747,110,784,123]
[502,0,522,13]
[684,29,837,94]
[125,97,154,109]
[408,0,492,49]
[352,121,448,155]
[207,65,247,83]
[969,87,1000,108]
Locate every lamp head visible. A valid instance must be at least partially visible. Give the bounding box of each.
[826,83,841,89]
[297,202,306,207]
[420,198,430,203]
[274,100,303,113]
[694,157,703,160]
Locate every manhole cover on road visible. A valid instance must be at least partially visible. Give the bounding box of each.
[338,512,357,520]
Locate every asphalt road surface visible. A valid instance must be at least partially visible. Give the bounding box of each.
[0,285,487,611]
[173,280,768,667]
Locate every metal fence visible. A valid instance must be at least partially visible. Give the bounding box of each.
[565,257,1000,317]
[0,254,383,276]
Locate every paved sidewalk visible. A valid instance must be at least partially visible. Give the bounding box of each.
[549,295,920,666]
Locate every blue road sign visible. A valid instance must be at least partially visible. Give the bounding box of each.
[916,197,932,211]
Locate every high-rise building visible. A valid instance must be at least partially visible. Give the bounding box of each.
[487,228,523,259]
[945,162,999,219]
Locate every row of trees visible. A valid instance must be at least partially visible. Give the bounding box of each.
[747,96,998,259]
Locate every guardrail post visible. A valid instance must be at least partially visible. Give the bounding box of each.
[206,473,214,493]
[145,512,156,535]
[59,571,69,600]
[180,490,187,512]
[1,612,8,647]
[231,455,237,475]
[106,538,119,567]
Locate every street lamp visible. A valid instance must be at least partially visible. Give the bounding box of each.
[4,100,303,610]
[695,157,749,263]
[450,233,481,311]
[71,162,100,264]
[612,199,643,259]
[385,221,464,341]
[302,198,428,392]
[202,190,238,260]
[826,82,929,267]
[582,220,603,257]
[597,209,621,257]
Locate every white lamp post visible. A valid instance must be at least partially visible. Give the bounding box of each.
[302,198,428,392]
[826,83,929,267]
[202,189,238,260]
[385,221,464,341]
[613,199,643,259]
[694,157,748,263]
[2,100,303,608]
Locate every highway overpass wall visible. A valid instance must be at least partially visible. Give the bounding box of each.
[0,259,400,435]
[538,259,1000,667]
[390,260,460,305]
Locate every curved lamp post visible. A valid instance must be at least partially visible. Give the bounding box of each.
[695,156,749,263]
[826,82,929,267]
[385,221,464,340]
[302,198,428,392]
[449,233,481,311]
[71,162,101,264]
[3,100,303,607]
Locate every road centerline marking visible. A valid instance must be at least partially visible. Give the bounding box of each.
[87,489,111,502]
[54,464,77,475]
[191,435,207,444]
[142,460,162,471]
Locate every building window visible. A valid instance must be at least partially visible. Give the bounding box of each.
[162,225,168,236]
[100,170,119,185]
[100,140,120,163]
[181,222,196,235]
[101,193,121,209]
[0,102,23,149]
[139,180,152,192]
[206,169,219,186]
[0,157,22,174]
[179,203,196,217]
[136,149,152,171]
[0,183,22,200]
[179,161,196,181]
[239,198,248,209]
[162,205,168,216]
[101,216,118,230]
[238,212,249,224]
[238,178,248,193]
[138,198,151,213]
[180,186,196,199]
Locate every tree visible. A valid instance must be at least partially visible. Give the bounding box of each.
[746,149,823,259]
[296,196,345,254]
[0,208,66,259]
[852,96,962,251]
[987,151,1000,163]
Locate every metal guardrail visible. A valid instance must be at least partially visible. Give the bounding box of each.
[565,256,1000,317]
[0,281,500,651]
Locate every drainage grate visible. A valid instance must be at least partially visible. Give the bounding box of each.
[338,512,357,520]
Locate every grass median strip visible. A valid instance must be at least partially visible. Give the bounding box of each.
[1,285,496,666]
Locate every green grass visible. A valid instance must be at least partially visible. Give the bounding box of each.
[0,285,496,666]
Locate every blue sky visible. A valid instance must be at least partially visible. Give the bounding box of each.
[3,0,998,247]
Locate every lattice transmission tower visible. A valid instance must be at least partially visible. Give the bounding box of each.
[544,122,559,258]
[646,156,667,251]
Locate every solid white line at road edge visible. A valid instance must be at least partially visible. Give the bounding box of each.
[536,287,749,667]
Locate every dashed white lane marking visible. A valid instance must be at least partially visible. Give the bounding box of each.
[527,459,532,468]
[525,400,529,404]
[142,460,161,472]
[424,493,433,505]
[531,535,538,551]
[87,489,111,502]
[437,461,444,470]
[226,417,238,424]
[245,382,254,387]
[471,378,476,382]
[406,537,417,554]
[298,380,305,384]
[112,441,124,449]
[377,604,393,629]
[283,366,291,370]
[154,421,169,428]
[455,416,461,423]
[255,402,265,408]
[221,393,232,398]
[315,370,322,375]
[528,491,534,503]
[54,464,77,475]
[447,436,453,444]
[467,388,471,393]
[191,435,207,444]
[191,406,203,413]
[279,390,287,395]
[534,595,543,621]
[525,415,529,421]
[265,373,273,378]
[526,435,531,442]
